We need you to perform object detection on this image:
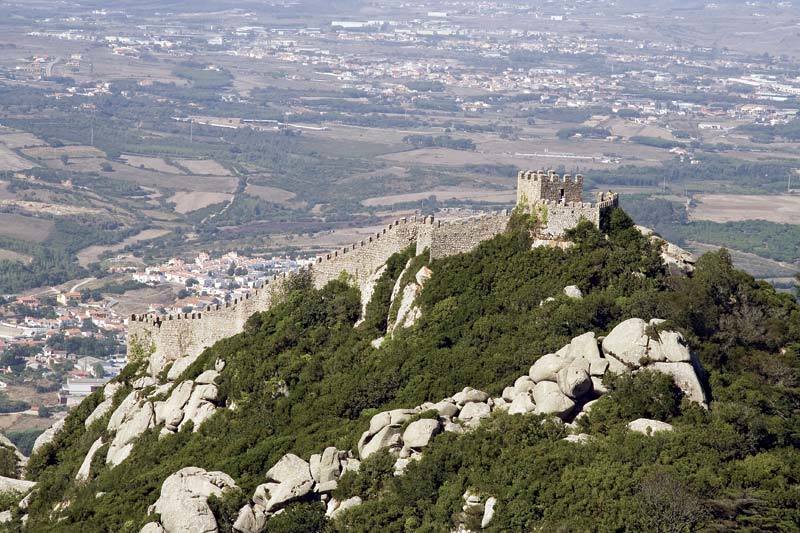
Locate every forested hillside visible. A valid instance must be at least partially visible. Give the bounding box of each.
[13,210,800,532]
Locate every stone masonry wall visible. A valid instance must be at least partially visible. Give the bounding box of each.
[127,212,513,373]
[420,212,510,259]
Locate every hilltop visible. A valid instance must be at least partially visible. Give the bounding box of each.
[0,205,796,532]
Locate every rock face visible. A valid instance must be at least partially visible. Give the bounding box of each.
[31,418,65,455]
[107,400,155,466]
[563,285,583,299]
[532,381,575,419]
[253,454,315,513]
[0,476,35,494]
[85,382,123,428]
[76,437,104,482]
[150,467,237,533]
[402,419,441,449]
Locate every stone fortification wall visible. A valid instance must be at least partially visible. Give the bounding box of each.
[418,211,510,259]
[538,192,619,237]
[311,216,429,290]
[128,275,291,374]
[127,212,515,373]
[129,216,433,373]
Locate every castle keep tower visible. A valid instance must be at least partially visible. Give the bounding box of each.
[517,169,584,205]
[516,169,618,237]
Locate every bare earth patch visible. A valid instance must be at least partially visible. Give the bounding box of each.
[121,154,185,174]
[169,191,233,213]
[175,158,231,175]
[691,194,800,224]
[245,184,297,205]
[76,228,171,267]
[362,187,515,206]
[0,132,47,150]
[0,146,35,171]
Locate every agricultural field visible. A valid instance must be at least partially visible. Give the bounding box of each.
[690,194,800,224]
[174,158,231,176]
[168,191,233,214]
[0,213,53,242]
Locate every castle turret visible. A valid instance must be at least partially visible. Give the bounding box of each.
[517,169,584,208]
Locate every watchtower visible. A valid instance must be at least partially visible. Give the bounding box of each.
[516,170,584,208]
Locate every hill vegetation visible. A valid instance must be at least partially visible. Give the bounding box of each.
[18,209,800,531]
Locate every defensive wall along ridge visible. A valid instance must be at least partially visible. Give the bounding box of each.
[127,211,512,375]
[127,169,619,376]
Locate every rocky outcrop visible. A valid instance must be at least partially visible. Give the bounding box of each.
[388,265,432,334]
[253,454,315,512]
[627,418,674,435]
[636,226,695,274]
[85,382,123,428]
[107,399,155,466]
[76,437,104,482]
[31,418,65,456]
[0,476,35,495]
[147,467,237,533]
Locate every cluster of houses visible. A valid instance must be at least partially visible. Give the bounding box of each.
[0,292,127,406]
[133,252,313,317]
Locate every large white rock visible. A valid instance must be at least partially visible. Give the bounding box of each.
[85,382,123,428]
[457,402,491,425]
[368,409,417,436]
[563,285,583,299]
[151,467,237,533]
[402,419,441,449]
[195,370,220,385]
[508,392,536,415]
[233,503,268,533]
[253,454,314,513]
[652,362,706,405]
[327,496,362,520]
[532,381,575,419]
[431,400,459,418]
[178,384,219,432]
[627,418,674,435]
[140,522,165,533]
[0,476,35,494]
[556,362,592,399]
[107,391,139,433]
[316,447,342,484]
[155,381,194,430]
[602,318,649,366]
[482,497,497,528]
[31,418,65,455]
[107,401,155,466]
[529,353,567,383]
[359,425,403,459]
[651,331,692,363]
[166,353,203,381]
[76,437,104,482]
[390,282,422,333]
[452,387,489,405]
[356,264,388,327]
[513,376,536,395]
[567,332,600,360]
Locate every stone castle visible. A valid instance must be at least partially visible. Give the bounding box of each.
[128,170,618,373]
